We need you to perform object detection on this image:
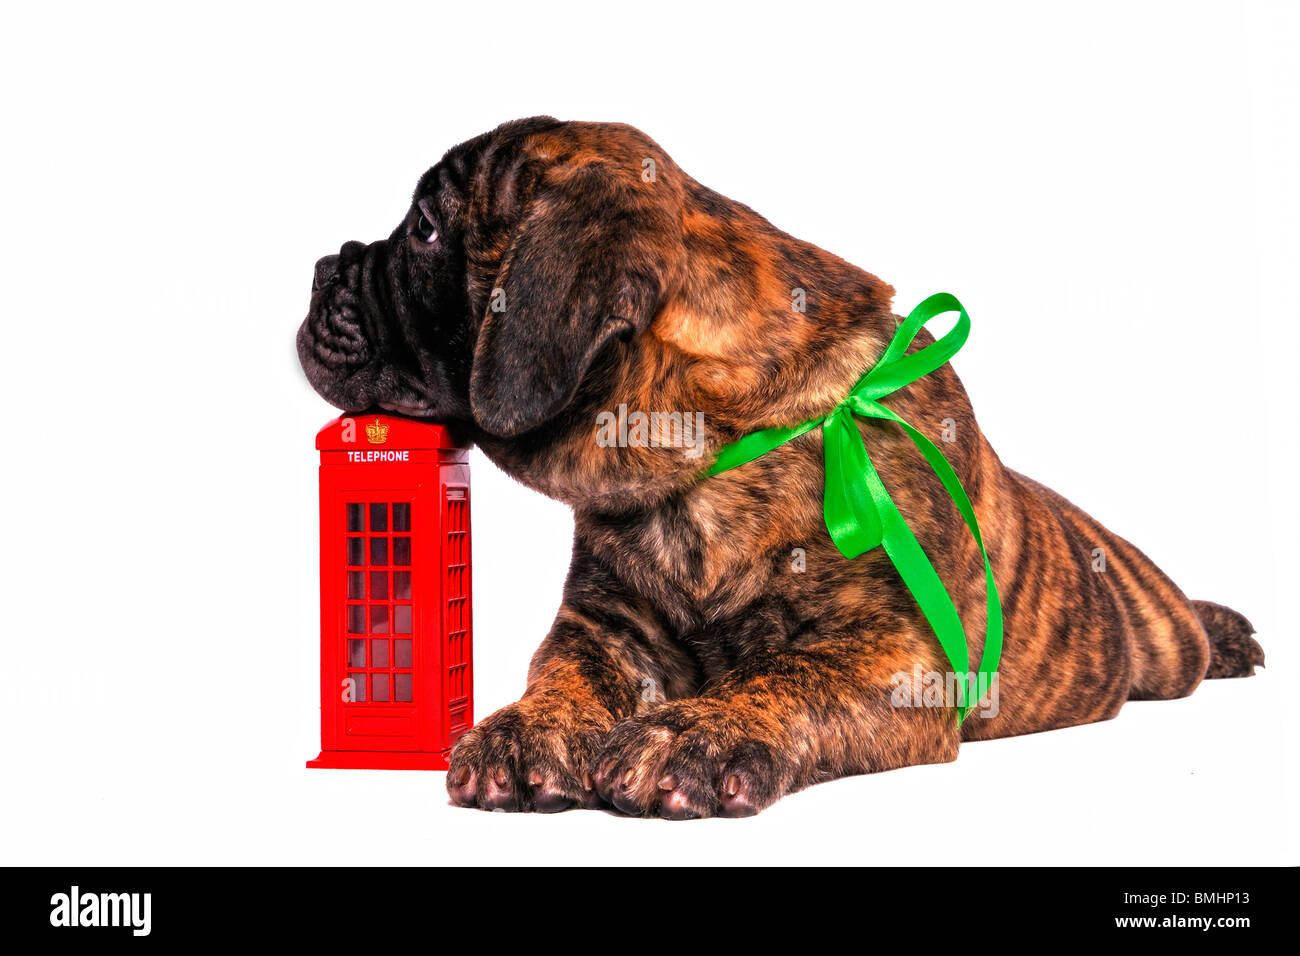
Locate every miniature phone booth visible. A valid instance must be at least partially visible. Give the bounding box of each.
[307,415,473,770]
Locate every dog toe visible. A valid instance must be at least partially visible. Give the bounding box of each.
[527,770,578,813]
[481,767,522,811]
[447,763,478,807]
[718,741,781,817]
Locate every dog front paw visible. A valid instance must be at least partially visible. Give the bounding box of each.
[592,702,794,819]
[446,696,611,813]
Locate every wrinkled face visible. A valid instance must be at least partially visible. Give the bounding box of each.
[297,117,684,441]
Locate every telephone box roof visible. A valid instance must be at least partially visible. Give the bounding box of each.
[315,414,466,452]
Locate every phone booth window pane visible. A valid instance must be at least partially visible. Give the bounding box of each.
[369,571,388,601]
[370,538,388,566]
[371,674,390,702]
[347,673,366,703]
[393,537,411,566]
[371,639,389,668]
[394,673,412,703]
[394,639,412,668]
[347,639,365,668]
[347,571,365,600]
[347,606,365,634]
[369,502,388,532]
[394,605,412,634]
[394,571,411,601]
[370,605,389,634]
[393,502,411,532]
[346,503,364,532]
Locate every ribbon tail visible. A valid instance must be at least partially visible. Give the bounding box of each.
[890,420,1002,715]
[822,408,883,558]
[875,498,974,716]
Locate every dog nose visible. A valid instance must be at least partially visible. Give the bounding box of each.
[313,254,341,292]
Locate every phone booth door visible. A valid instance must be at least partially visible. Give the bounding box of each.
[329,490,440,753]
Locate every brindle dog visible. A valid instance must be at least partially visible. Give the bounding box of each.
[298,117,1263,819]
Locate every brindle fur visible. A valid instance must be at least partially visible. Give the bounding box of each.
[298,117,1264,818]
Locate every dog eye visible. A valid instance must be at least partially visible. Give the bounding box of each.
[416,213,438,244]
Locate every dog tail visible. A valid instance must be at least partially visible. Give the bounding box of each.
[1192,600,1264,679]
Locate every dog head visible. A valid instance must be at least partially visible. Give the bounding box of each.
[299,118,898,506]
[297,117,689,441]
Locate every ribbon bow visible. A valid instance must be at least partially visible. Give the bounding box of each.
[706,293,1002,720]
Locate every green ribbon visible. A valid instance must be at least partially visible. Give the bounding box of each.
[706,293,1002,721]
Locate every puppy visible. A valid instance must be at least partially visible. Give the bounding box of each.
[298,117,1263,818]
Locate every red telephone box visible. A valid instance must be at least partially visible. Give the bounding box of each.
[307,414,473,770]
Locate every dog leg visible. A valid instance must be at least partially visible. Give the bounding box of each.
[592,630,959,818]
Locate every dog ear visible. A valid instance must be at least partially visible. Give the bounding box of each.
[469,163,679,437]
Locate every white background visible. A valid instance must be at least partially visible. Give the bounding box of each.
[1,0,1296,865]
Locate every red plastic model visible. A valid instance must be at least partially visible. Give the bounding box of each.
[307,414,473,770]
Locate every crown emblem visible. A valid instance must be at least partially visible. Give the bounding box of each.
[365,419,390,444]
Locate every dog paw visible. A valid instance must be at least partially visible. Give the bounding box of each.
[446,697,610,813]
[592,704,792,819]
